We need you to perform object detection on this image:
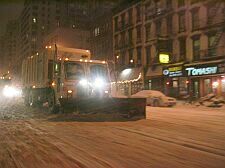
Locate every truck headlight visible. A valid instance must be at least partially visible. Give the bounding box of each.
[79,79,88,87]
[2,86,22,98]
[94,78,105,88]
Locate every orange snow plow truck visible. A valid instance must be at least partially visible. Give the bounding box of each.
[21,45,146,119]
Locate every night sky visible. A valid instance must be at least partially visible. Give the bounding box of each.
[0,0,24,36]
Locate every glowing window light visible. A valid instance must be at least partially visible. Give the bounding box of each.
[159,53,170,63]
[33,18,36,23]
[67,90,73,94]
[212,81,219,88]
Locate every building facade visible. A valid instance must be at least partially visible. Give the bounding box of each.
[43,27,90,50]
[112,0,145,96]
[112,0,225,98]
[0,20,20,79]
[19,0,90,60]
[89,0,118,61]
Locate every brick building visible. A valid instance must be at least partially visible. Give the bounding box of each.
[112,0,225,98]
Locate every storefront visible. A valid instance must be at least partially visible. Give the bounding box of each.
[163,63,188,98]
[184,60,225,98]
[111,67,144,96]
[145,65,164,92]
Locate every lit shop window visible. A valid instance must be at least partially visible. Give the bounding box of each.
[204,79,212,95]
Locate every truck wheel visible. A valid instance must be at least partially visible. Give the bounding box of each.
[28,92,34,107]
[47,89,59,113]
[24,95,29,106]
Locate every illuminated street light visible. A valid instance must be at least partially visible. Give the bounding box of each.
[122,68,132,77]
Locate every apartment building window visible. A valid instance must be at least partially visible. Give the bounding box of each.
[179,12,185,32]
[128,49,133,62]
[145,24,151,42]
[192,9,199,31]
[166,0,172,9]
[114,16,118,31]
[121,32,126,47]
[136,26,141,43]
[191,0,202,4]
[137,47,142,65]
[115,35,119,49]
[208,34,216,56]
[167,16,172,35]
[121,13,125,28]
[94,27,100,36]
[128,29,133,45]
[207,5,217,25]
[179,38,186,61]
[178,0,185,7]
[156,20,161,36]
[146,46,151,65]
[136,5,141,23]
[145,1,151,20]
[121,51,126,65]
[32,18,37,23]
[155,0,162,14]
[32,5,38,10]
[128,9,133,25]
[192,36,200,60]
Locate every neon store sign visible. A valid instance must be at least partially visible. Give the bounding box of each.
[185,66,217,76]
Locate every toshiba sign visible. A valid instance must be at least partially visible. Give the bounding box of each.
[185,67,217,76]
[185,61,225,76]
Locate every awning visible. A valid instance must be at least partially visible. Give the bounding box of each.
[146,65,163,77]
[118,67,142,81]
[184,59,225,67]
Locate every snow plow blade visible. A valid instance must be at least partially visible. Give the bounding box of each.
[59,98,146,119]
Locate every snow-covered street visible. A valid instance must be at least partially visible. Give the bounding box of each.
[0,98,225,168]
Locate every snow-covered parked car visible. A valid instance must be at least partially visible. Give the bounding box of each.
[131,90,176,107]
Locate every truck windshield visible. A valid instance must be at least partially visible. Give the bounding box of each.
[90,65,108,80]
[64,62,84,80]
[0,79,11,88]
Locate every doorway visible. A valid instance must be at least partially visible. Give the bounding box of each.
[192,79,200,99]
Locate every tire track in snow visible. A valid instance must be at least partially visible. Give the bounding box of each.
[23,121,115,168]
[113,127,225,158]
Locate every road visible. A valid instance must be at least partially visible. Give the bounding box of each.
[0,98,225,168]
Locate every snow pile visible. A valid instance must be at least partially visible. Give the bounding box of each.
[198,94,225,108]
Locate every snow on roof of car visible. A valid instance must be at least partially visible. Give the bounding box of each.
[132,90,165,97]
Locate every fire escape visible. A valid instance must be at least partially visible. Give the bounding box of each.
[145,0,174,66]
[201,1,225,60]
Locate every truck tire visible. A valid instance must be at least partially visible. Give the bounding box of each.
[28,91,34,107]
[24,95,29,106]
[47,89,60,113]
